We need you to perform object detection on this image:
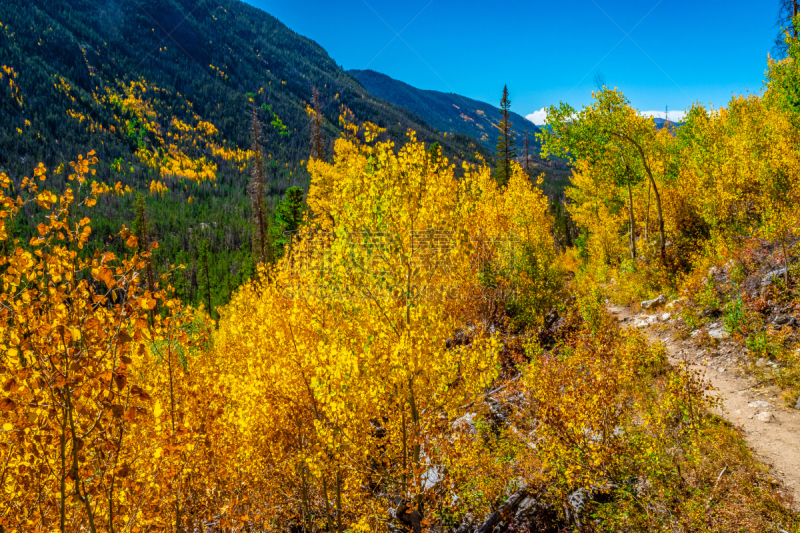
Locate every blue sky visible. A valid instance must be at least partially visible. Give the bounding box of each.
[247,0,780,124]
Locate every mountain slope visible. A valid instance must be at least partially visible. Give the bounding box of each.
[0,0,489,311]
[350,69,539,152]
[0,0,487,181]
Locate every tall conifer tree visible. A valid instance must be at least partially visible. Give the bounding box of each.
[523,125,531,175]
[248,99,274,267]
[495,85,516,185]
[310,86,324,160]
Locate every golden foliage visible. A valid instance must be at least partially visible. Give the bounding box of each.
[0,154,216,532]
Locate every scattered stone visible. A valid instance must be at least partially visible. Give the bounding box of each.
[796,396,800,410]
[451,412,477,434]
[421,465,444,491]
[641,294,667,309]
[773,315,797,327]
[755,411,774,423]
[748,401,771,408]
[633,315,658,328]
[665,298,684,311]
[708,328,730,340]
[761,268,788,288]
[756,357,767,368]
[718,367,726,373]
[564,489,589,527]
[660,312,671,321]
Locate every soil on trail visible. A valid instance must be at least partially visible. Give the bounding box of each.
[608,304,800,506]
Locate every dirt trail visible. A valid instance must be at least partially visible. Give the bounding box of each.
[608,304,800,506]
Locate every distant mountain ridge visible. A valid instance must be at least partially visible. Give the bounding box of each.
[0,0,489,182]
[350,69,540,152]
[0,0,491,313]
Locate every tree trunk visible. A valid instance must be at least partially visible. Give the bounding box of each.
[335,471,343,533]
[782,237,791,287]
[627,181,637,260]
[322,475,333,531]
[616,133,666,262]
[645,181,651,243]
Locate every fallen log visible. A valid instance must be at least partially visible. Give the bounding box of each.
[474,487,529,533]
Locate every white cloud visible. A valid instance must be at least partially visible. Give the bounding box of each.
[526,108,548,126]
[640,110,686,122]
[526,107,686,126]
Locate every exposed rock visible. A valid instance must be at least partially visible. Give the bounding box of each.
[748,401,771,408]
[511,496,562,532]
[544,310,559,329]
[453,514,477,533]
[514,496,538,520]
[796,396,800,410]
[773,315,797,327]
[761,268,788,288]
[421,465,444,491]
[708,328,730,340]
[755,411,774,423]
[641,294,667,310]
[564,489,589,527]
[451,412,477,434]
[665,298,684,311]
[660,312,671,321]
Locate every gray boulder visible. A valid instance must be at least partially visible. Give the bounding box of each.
[708,328,730,340]
[773,315,797,327]
[665,298,684,311]
[755,411,774,423]
[762,268,788,287]
[641,294,667,310]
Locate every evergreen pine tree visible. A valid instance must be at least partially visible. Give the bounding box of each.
[198,238,213,319]
[775,0,800,57]
[495,85,517,185]
[523,125,531,176]
[277,186,305,234]
[248,99,274,267]
[133,193,157,320]
[310,86,324,160]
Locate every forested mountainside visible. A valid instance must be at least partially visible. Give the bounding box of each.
[4,1,800,530]
[0,0,488,311]
[350,68,539,151]
[348,68,575,200]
